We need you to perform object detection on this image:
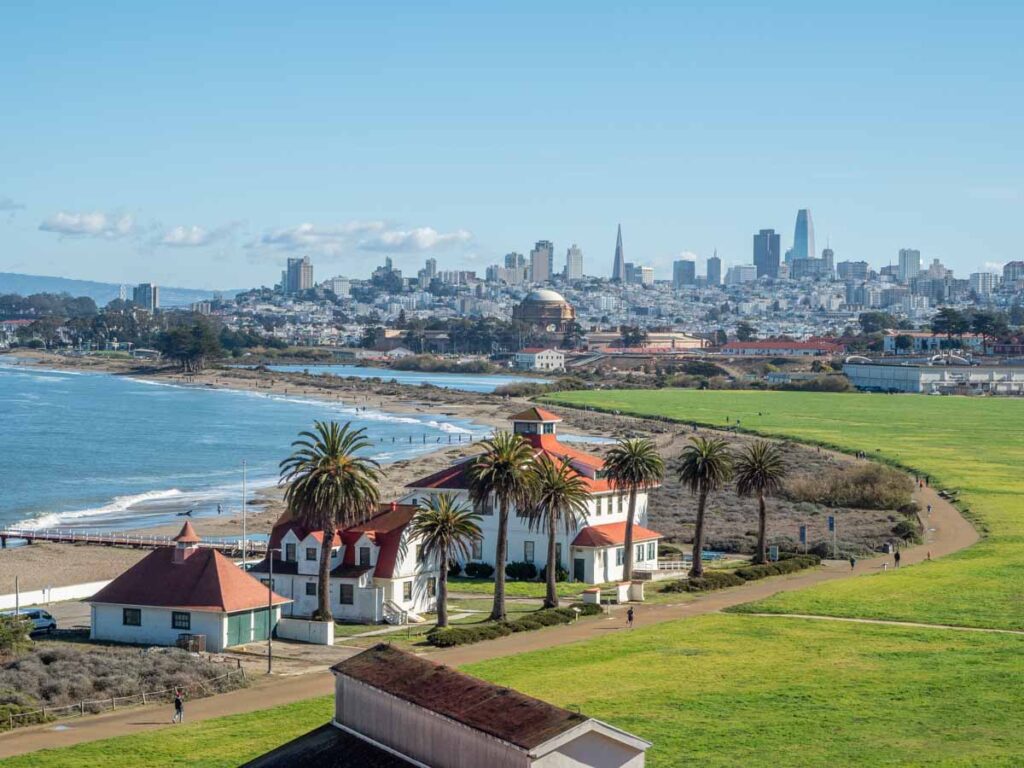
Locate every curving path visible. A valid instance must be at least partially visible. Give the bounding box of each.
[0,462,979,759]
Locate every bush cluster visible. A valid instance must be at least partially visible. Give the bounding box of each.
[661,555,821,593]
[505,561,538,581]
[783,463,913,510]
[463,562,494,579]
[427,604,602,647]
[539,564,569,582]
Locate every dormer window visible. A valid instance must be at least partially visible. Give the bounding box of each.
[285,543,296,562]
[359,546,371,566]
[305,547,317,561]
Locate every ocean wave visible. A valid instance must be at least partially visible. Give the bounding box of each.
[16,488,186,530]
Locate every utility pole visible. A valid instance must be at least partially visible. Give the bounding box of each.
[267,548,280,674]
[241,459,248,569]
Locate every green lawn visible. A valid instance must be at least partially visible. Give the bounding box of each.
[0,696,333,768]
[448,577,602,598]
[466,615,1024,767]
[546,390,1024,630]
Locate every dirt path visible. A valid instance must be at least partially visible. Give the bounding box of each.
[743,613,1024,636]
[0,481,977,759]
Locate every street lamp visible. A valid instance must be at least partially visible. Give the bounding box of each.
[266,547,281,674]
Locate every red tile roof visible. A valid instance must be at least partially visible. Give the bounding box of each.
[509,406,562,423]
[332,645,586,750]
[90,547,290,612]
[173,521,200,544]
[572,522,662,548]
[340,503,418,579]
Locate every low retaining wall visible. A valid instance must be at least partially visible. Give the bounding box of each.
[0,580,110,610]
[276,617,335,645]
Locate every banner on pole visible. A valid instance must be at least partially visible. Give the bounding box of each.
[828,515,835,532]
[799,525,807,545]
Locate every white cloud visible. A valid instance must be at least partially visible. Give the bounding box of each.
[39,211,135,239]
[358,227,472,253]
[0,196,25,212]
[160,221,240,248]
[249,220,472,259]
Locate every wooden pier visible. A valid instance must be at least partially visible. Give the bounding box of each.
[0,528,266,558]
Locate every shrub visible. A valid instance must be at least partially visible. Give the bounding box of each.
[505,561,538,581]
[539,564,569,582]
[426,603,599,647]
[0,617,32,658]
[447,561,462,578]
[783,463,914,510]
[892,519,922,543]
[463,562,494,579]
[659,556,820,593]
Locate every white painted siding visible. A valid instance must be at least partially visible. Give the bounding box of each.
[91,604,227,651]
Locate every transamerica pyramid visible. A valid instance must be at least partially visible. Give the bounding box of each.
[611,223,626,281]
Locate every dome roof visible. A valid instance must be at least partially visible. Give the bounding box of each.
[524,289,567,304]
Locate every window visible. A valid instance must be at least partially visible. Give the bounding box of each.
[122,608,141,626]
[171,611,191,630]
[416,545,426,564]
[339,584,354,605]
[555,543,562,568]
[542,422,555,434]
[478,495,494,516]
[260,578,275,590]
[524,541,535,563]
[615,548,624,566]
[647,542,657,561]
[471,540,483,560]
[285,543,296,562]
[612,495,618,515]
[402,581,413,602]
[427,577,436,598]
[359,546,371,566]
[305,547,317,561]
[636,543,645,562]
[305,582,317,596]
[602,497,608,516]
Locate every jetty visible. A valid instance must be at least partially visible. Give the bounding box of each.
[0,528,266,558]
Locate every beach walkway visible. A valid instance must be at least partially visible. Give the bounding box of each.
[0,483,975,760]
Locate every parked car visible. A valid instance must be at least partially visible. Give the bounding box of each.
[0,608,57,634]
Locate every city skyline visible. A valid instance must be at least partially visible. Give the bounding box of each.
[2,3,1022,288]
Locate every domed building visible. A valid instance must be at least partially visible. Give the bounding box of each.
[512,289,576,333]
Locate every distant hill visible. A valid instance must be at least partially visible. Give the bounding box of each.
[0,273,246,308]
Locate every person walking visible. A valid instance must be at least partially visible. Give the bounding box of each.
[849,556,856,570]
[172,690,184,724]
[927,503,932,516]
[626,606,635,629]
[894,549,901,569]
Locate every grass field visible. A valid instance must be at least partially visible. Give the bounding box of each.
[13,391,1024,766]
[546,390,1024,630]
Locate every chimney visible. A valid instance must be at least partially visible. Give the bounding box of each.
[172,521,201,564]
[391,501,398,512]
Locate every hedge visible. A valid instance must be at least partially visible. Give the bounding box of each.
[463,562,494,579]
[427,604,602,647]
[661,554,821,593]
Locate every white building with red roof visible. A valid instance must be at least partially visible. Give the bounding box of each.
[89,522,290,652]
[250,502,439,624]
[402,407,663,584]
[513,347,566,372]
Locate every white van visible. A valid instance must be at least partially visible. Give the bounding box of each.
[0,608,57,634]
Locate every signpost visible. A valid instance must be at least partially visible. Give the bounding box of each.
[799,525,807,554]
[827,515,837,559]
[768,545,779,563]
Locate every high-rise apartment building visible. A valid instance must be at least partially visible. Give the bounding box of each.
[639,266,654,285]
[706,252,722,286]
[1003,261,1024,284]
[969,272,1000,296]
[725,265,758,285]
[132,283,159,312]
[326,276,351,296]
[785,209,816,264]
[283,256,314,294]
[673,259,696,289]
[821,247,835,278]
[530,240,554,283]
[564,244,584,280]
[611,224,626,281]
[898,249,921,283]
[753,229,781,278]
[837,260,870,281]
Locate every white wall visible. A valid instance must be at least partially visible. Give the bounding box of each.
[277,617,334,645]
[535,729,645,767]
[91,604,227,651]
[0,579,110,610]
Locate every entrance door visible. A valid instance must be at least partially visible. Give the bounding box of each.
[252,609,270,641]
[227,612,252,646]
[573,557,586,583]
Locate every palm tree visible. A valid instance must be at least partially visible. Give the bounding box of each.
[604,438,665,581]
[467,431,537,621]
[676,436,733,578]
[734,441,787,564]
[525,457,591,608]
[279,421,381,621]
[408,493,482,628]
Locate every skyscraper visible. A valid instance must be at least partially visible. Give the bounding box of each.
[821,246,835,278]
[898,248,921,283]
[530,240,554,283]
[564,244,584,280]
[706,251,722,286]
[786,209,816,263]
[132,283,159,312]
[673,259,696,289]
[283,256,314,294]
[611,224,626,281]
[753,229,781,278]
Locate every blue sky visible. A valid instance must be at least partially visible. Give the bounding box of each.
[1,1,1022,288]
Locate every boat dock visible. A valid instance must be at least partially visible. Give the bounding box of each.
[0,528,266,558]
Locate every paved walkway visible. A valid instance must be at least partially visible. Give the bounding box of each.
[0,474,978,759]
[744,613,1024,636]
